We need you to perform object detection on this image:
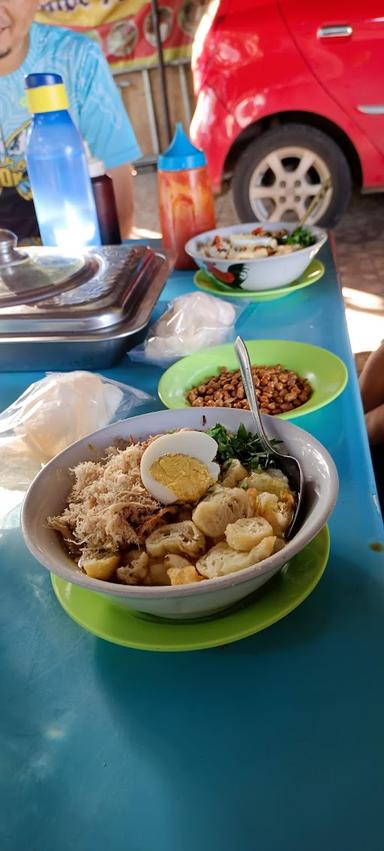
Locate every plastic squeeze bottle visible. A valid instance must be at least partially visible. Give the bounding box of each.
[85,144,121,245]
[25,73,101,248]
[158,123,216,269]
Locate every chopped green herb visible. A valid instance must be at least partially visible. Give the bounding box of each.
[207,423,279,472]
[284,226,316,248]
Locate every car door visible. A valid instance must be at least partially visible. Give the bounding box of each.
[279,0,384,155]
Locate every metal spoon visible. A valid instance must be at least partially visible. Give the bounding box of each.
[234,336,304,540]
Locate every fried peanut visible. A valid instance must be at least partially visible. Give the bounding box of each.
[186,364,311,415]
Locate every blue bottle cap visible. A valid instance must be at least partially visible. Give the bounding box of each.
[158,122,206,171]
[25,73,64,89]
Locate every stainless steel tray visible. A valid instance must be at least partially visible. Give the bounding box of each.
[0,245,169,333]
[0,245,173,371]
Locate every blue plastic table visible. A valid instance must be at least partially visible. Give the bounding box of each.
[1,243,383,851]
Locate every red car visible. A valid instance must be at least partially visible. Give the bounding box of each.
[190,0,384,226]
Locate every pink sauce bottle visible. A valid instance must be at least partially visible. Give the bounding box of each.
[158,123,216,270]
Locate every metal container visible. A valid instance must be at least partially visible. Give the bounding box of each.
[0,230,173,371]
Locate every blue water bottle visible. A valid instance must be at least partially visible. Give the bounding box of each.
[25,73,101,248]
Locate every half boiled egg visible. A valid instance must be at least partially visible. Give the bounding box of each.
[140,430,220,504]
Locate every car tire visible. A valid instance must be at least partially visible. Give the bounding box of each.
[232,123,352,227]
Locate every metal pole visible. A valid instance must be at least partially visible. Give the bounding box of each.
[142,68,160,154]
[178,63,191,126]
[150,0,172,145]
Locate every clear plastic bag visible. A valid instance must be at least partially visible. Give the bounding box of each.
[129,292,244,366]
[0,371,152,491]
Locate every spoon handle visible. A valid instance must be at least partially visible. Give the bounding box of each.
[234,336,274,455]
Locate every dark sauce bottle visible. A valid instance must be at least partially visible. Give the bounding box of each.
[86,145,121,245]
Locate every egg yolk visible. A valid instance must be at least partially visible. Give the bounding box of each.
[149,453,214,502]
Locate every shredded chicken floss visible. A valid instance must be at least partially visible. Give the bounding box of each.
[48,442,173,558]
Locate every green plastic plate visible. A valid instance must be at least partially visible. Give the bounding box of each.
[158,339,348,419]
[194,258,325,301]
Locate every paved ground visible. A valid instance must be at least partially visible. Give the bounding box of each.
[133,172,384,355]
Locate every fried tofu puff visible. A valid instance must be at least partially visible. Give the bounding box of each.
[165,553,206,585]
[196,536,276,579]
[81,553,120,580]
[145,520,206,559]
[117,551,149,585]
[247,490,295,536]
[221,460,248,488]
[225,517,274,551]
[192,486,248,539]
[148,555,203,586]
[242,470,290,496]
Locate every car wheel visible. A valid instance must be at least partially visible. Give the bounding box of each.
[232,123,352,227]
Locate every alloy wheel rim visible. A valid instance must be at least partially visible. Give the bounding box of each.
[248,145,333,223]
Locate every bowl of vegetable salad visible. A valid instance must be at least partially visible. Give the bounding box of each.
[185,222,327,291]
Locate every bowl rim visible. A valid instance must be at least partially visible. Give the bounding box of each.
[185,221,327,265]
[21,408,338,600]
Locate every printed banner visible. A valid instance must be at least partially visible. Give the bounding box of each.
[36,0,205,72]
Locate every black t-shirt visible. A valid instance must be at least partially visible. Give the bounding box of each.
[0,112,41,241]
[0,189,40,242]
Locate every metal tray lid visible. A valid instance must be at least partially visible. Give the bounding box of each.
[0,229,100,306]
[0,230,173,334]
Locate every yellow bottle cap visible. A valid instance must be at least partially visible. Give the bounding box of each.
[26,83,69,114]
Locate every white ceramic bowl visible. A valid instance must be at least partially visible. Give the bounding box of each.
[22,408,338,620]
[185,222,328,291]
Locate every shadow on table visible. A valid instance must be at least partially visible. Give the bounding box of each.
[90,551,384,851]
